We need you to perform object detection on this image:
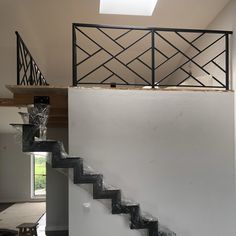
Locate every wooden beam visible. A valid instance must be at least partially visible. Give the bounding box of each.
[0,98,15,106]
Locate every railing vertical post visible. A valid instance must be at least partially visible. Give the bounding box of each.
[30,57,33,85]
[39,73,42,86]
[72,24,77,86]
[225,33,230,90]
[151,29,155,88]
[16,32,20,85]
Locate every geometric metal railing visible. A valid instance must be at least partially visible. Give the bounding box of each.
[16,31,49,86]
[73,23,232,90]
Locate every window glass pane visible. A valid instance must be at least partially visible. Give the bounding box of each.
[34,154,46,196]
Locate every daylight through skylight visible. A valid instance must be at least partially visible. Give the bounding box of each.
[100,0,158,16]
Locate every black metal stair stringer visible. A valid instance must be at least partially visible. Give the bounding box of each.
[20,124,161,236]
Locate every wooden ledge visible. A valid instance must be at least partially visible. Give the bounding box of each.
[0,98,15,106]
[6,85,68,95]
[5,85,68,108]
[4,85,69,128]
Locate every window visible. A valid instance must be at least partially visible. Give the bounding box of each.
[99,0,158,16]
[31,154,46,198]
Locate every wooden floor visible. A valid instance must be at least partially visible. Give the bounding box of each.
[0,202,46,230]
[0,203,14,213]
[0,204,46,235]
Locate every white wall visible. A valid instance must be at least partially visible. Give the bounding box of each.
[0,118,68,232]
[46,128,69,232]
[0,1,45,97]
[0,133,31,202]
[172,0,236,88]
[207,0,236,89]
[0,107,31,202]
[69,88,235,236]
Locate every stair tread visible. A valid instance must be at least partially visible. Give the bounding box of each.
[122,202,139,207]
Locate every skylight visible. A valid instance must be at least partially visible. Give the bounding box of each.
[99,0,158,16]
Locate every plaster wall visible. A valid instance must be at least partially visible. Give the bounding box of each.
[172,0,236,88]
[46,128,69,232]
[0,133,31,202]
[69,88,235,236]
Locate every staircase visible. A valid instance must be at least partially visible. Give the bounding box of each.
[11,103,175,236]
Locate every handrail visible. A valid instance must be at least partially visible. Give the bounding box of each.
[73,23,232,90]
[73,23,233,34]
[16,31,49,86]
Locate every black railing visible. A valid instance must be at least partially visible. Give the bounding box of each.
[73,23,232,90]
[16,31,48,86]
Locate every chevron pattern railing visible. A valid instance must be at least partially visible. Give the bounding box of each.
[72,23,232,90]
[11,104,175,236]
[16,32,49,86]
